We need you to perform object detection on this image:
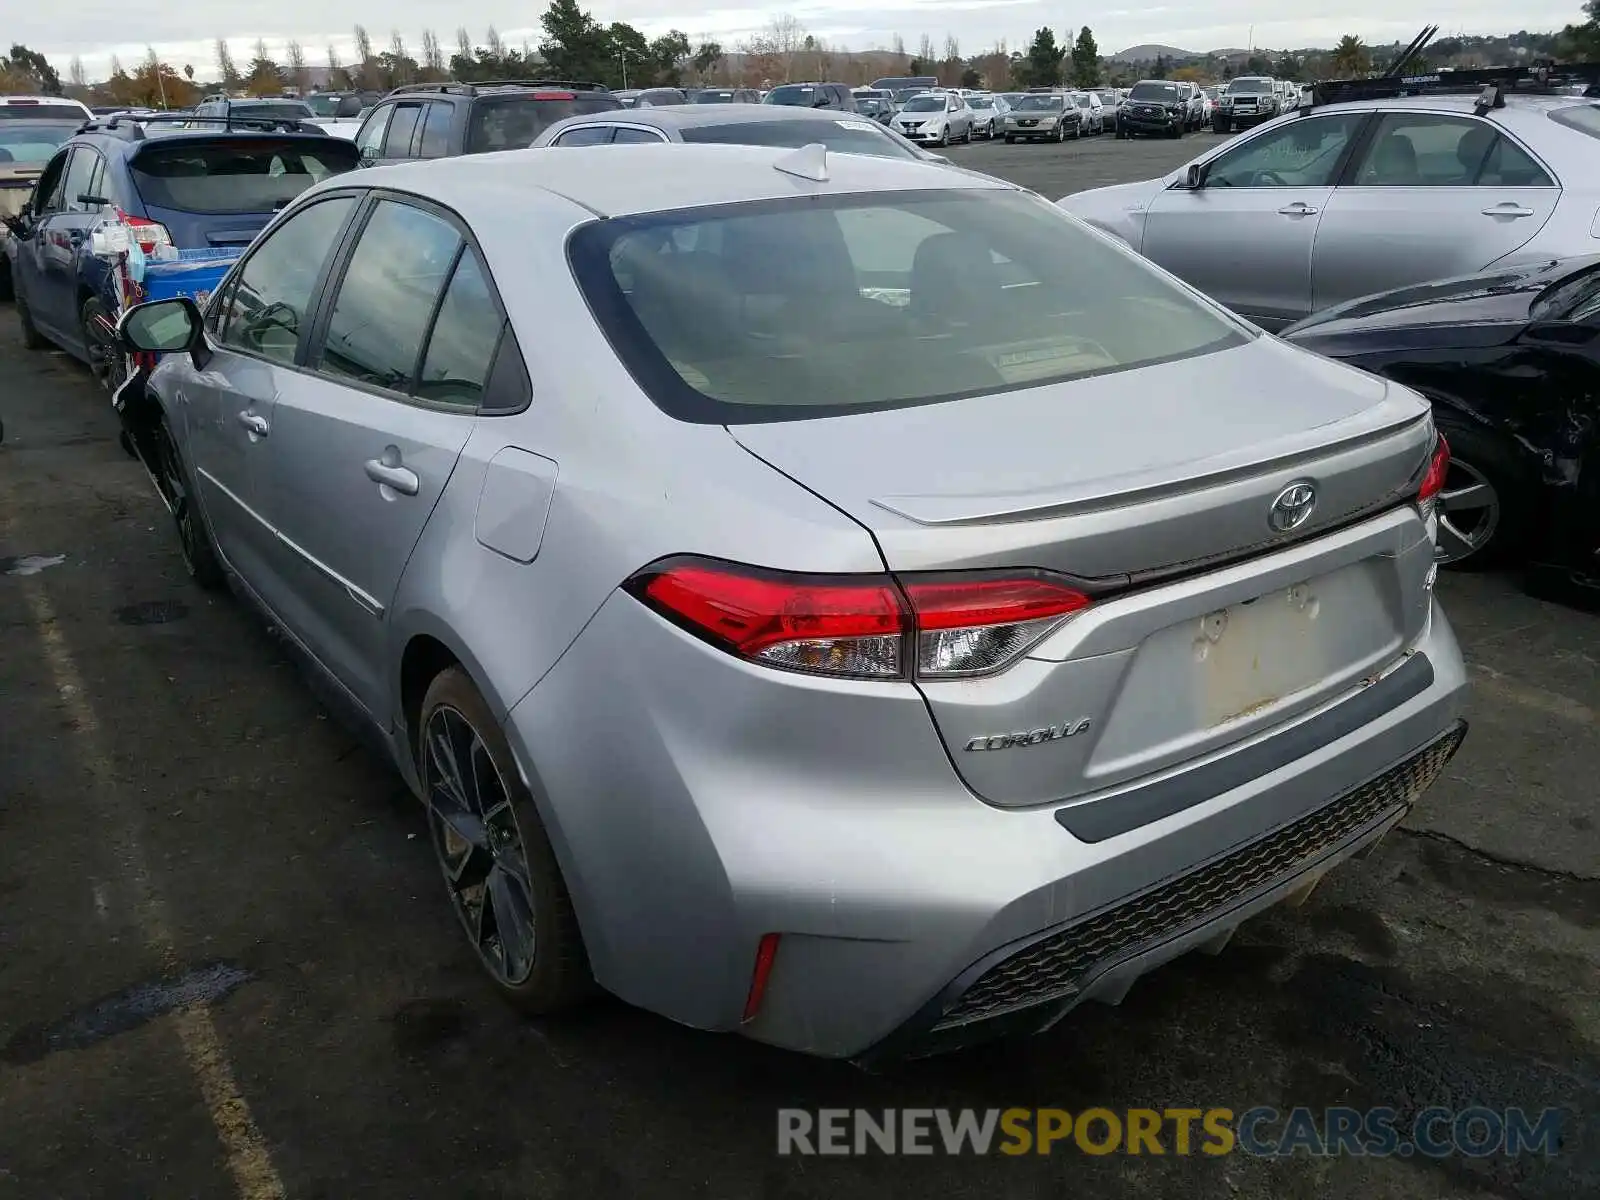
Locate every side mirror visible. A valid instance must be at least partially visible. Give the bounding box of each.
[120,296,210,368]
[2,210,26,237]
[358,150,377,168]
[1185,163,1209,190]
[925,152,953,165]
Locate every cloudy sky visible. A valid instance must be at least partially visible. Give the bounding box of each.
[12,0,1588,82]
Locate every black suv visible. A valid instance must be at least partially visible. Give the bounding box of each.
[352,79,622,165]
[761,82,859,111]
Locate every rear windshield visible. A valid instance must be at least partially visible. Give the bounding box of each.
[129,140,358,214]
[1548,103,1600,139]
[569,189,1244,423]
[0,121,79,164]
[466,93,620,152]
[680,118,917,159]
[230,101,315,119]
[1129,82,1180,100]
[0,103,86,122]
[766,85,822,106]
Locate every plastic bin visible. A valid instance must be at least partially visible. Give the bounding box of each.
[140,247,242,307]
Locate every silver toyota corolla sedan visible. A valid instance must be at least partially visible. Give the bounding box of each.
[114,143,1468,1059]
[1062,91,1600,330]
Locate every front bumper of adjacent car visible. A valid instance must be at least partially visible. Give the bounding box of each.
[1004,117,1065,139]
[1119,104,1183,133]
[894,121,947,143]
[506,582,1469,1061]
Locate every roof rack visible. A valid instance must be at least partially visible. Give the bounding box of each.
[385,78,609,98]
[1306,23,1600,115]
[76,112,326,139]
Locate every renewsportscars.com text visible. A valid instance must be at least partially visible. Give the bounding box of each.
[776,1106,1565,1158]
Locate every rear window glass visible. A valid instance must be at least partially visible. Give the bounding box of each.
[1549,103,1600,139]
[0,103,86,122]
[230,101,315,119]
[679,119,917,159]
[129,140,358,214]
[0,121,79,164]
[766,86,820,106]
[1129,83,1180,100]
[466,94,620,152]
[569,190,1245,424]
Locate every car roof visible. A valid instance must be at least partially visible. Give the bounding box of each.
[346,142,1010,220]
[544,105,878,134]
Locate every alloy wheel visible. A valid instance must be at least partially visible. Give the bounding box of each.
[1435,458,1501,564]
[424,705,538,986]
[83,299,127,394]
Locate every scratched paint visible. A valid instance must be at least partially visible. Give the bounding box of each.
[1,554,66,577]
[2,962,255,1066]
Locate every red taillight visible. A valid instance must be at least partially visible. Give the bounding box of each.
[532,91,576,100]
[1418,435,1450,503]
[115,208,175,254]
[626,557,1092,680]
[742,932,781,1023]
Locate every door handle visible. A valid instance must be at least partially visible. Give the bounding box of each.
[235,411,269,437]
[364,458,419,496]
[1278,202,1319,215]
[1482,203,1535,217]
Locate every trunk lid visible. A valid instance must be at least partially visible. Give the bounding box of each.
[731,336,1439,809]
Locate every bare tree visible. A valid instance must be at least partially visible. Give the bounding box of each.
[353,24,374,88]
[389,32,411,85]
[486,25,505,59]
[891,33,906,62]
[421,29,444,76]
[456,27,473,62]
[68,55,86,90]
[109,53,124,79]
[944,34,960,61]
[918,33,935,63]
[285,40,308,93]
[738,32,782,88]
[767,14,805,81]
[215,38,240,87]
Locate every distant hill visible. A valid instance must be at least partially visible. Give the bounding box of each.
[1110,44,1202,62]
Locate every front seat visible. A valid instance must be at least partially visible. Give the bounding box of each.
[1365,132,1421,185]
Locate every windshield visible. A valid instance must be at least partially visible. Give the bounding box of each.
[571,189,1243,423]
[680,118,917,159]
[694,91,738,103]
[231,101,314,119]
[893,88,924,104]
[129,139,358,214]
[902,96,944,112]
[1129,83,1179,101]
[1016,95,1064,111]
[466,93,620,151]
[969,97,995,109]
[305,95,342,117]
[1074,95,1092,107]
[0,121,79,165]
[765,85,821,106]
[1095,92,1119,104]
[1228,78,1273,94]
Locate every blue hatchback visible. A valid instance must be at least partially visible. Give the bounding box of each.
[6,114,359,385]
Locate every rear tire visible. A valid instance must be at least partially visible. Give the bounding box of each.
[15,285,44,349]
[154,418,225,591]
[1431,410,1535,571]
[418,666,594,1015]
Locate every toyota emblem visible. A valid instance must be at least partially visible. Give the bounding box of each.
[1268,481,1317,533]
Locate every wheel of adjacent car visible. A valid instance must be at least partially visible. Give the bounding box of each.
[154,416,225,590]
[1115,124,1127,140]
[1430,411,1534,570]
[419,666,594,1014]
[14,283,45,350]
[81,296,127,394]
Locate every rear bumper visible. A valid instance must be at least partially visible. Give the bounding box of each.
[505,592,1468,1060]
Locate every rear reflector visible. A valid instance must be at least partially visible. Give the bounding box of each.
[742,932,781,1022]
[626,557,1092,680]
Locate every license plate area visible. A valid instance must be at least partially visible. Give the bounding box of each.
[1085,560,1404,783]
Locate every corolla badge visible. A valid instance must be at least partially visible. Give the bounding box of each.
[1267,481,1318,533]
[965,718,1093,752]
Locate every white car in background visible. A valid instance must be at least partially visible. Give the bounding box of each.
[891,91,975,146]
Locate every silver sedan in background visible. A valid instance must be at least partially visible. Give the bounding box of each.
[966,93,1012,138]
[891,91,974,147]
[1061,91,1600,329]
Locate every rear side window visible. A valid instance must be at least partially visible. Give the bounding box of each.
[554,125,616,146]
[417,103,453,157]
[128,140,358,214]
[216,196,356,363]
[1550,103,1600,141]
[570,189,1245,423]
[418,249,504,407]
[356,105,392,155]
[315,200,462,391]
[680,119,917,159]
[1351,114,1553,187]
[383,103,425,158]
[466,94,621,153]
